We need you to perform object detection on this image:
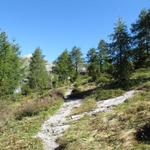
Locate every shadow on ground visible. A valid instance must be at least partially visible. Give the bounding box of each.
[66,87,98,101]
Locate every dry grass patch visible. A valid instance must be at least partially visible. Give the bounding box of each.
[0,89,64,150]
[57,85,150,149]
[71,98,96,115]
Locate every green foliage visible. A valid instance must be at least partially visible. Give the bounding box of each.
[129,68,150,89]
[54,49,73,84]
[96,73,112,86]
[131,9,150,68]
[74,74,90,87]
[98,40,110,73]
[131,68,150,80]
[87,48,99,81]
[28,48,49,91]
[70,46,83,79]
[21,83,31,96]
[110,19,132,86]
[0,31,21,97]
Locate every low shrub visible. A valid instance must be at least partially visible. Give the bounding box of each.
[96,73,112,86]
[15,90,63,120]
[21,84,32,96]
[15,98,51,120]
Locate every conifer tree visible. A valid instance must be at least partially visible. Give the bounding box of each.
[54,49,73,84]
[131,9,150,68]
[87,48,99,81]
[0,31,21,97]
[98,40,110,73]
[110,19,131,86]
[28,48,49,91]
[70,46,83,79]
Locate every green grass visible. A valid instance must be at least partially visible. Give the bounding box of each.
[130,68,150,89]
[57,78,150,149]
[131,68,150,80]
[93,89,124,101]
[58,68,150,149]
[0,90,64,150]
[71,98,97,115]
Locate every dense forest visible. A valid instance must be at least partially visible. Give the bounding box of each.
[0,8,150,150]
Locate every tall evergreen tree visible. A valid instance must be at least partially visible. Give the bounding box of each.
[28,48,49,91]
[110,19,131,85]
[0,31,21,97]
[87,48,99,81]
[70,46,83,79]
[98,40,110,72]
[131,9,150,68]
[54,49,73,84]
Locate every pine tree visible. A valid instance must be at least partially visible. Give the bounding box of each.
[131,9,150,68]
[53,49,73,84]
[110,19,131,86]
[70,46,83,79]
[98,40,110,73]
[28,48,49,91]
[0,31,21,97]
[87,48,99,81]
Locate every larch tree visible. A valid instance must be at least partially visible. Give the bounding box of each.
[98,40,110,73]
[0,31,21,97]
[87,48,99,81]
[53,49,73,84]
[28,48,49,91]
[70,46,83,80]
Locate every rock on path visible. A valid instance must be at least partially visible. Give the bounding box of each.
[37,99,81,150]
[37,90,136,150]
[70,90,136,121]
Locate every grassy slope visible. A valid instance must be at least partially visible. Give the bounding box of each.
[57,68,150,150]
[0,89,64,150]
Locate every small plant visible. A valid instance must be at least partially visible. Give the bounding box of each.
[96,73,112,86]
[21,83,32,96]
[15,98,50,120]
[15,90,63,120]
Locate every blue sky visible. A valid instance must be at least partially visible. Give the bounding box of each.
[0,0,149,62]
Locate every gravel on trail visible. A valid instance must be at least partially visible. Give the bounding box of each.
[36,89,136,150]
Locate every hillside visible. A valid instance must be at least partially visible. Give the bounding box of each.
[0,89,65,149]
[56,68,150,150]
[0,6,149,150]
[0,68,149,150]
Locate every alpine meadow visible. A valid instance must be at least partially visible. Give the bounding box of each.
[0,1,150,150]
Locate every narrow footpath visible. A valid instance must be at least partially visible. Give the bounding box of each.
[37,89,136,150]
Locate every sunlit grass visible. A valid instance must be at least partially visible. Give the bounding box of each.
[0,89,64,150]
